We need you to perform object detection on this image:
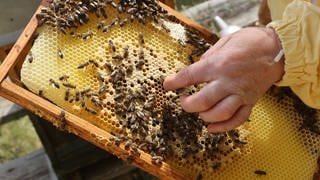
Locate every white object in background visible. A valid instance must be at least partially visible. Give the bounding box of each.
[214,16,241,37]
[214,16,284,62]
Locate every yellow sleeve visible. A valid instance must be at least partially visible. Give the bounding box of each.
[267,0,320,108]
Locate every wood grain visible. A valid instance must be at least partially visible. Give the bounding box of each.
[0,149,55,180]
[0,6,41,83]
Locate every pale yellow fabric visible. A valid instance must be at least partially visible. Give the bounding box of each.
[267,0,320,108]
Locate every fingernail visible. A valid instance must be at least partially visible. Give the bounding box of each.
[207,124,216,133]
[163,75,175,90]
[199,113,211,123]
[179,96,189,108]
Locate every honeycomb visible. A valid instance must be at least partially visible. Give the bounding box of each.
[20,0,319,179]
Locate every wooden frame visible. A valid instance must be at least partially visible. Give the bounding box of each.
[159,0,175,9]
[0,1,218,179]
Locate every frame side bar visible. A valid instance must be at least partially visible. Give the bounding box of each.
[0,5,43,83]
[0,79,186,180]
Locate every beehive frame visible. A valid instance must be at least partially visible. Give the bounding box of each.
[0,0,219,179]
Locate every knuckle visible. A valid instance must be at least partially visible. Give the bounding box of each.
[217,124,230,132]
[180,67,194,85]
[199,94,213,110]
[219,106,234,120]
[199,113,212,123]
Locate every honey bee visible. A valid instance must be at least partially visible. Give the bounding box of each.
[151,156,163,165]
[98,85,108,94]
[178,39,187,47]
[89,59,99,67]
[75,91,80,101]
[139,48,144,60]
[127,102,136,112]
[104,63,113,72]
[123,46,129,58]
[68,96,74,103]
[234,139,247,145]
[58,49,64,59]
[81,87,91,95]
[31,32,39,46]
[78,62,90,69]
[136,60,144,70]
[137,14,145,24]
[91,97,103,108]
[124,139,132,150]
[109,136,115,142]
[136,111,145,119]
[110,17,119,27]
[138,32,144,44]
[130,14,135,22]
[27,52,33,63]
[119,18,128,27]
[95,10,101,18]
[49,79,60,89]
[127,8,137,14]
[110,1,117,8]
[109,40,116,52]
[130,144,139,154]
[191,48,203,57]
[254,170,267,175]
[110,69,118,78]
[112,55,123,60]
[130,122,139,132]
[87,92,99,98]
[114,93,123,101]
[117,5,124,13]
[59,110,67,130]
[70,31,77,38]
[59,74,70,81]
[64,89,70,101]
[126,65,133,75]
[38,90,44,97]
[97,20,105,29]
[101,8,108,19]
[161,24,171,33]
[85,107,97,115]
[90,1,98,9]
[188,55,194,64]
[80,96,86,107]
[97,72,105,82]
[102,25,110,33]
[144,101,154,110]
[82,31,93,40]
[62,83,76,89]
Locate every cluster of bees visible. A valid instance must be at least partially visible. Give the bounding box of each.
[36,0,170,34]
[32,0,249,177]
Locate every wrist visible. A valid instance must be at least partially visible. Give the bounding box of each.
[265,27,283,59]
[266,27,285,83]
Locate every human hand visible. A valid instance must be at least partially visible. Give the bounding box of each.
[163,27,284,133]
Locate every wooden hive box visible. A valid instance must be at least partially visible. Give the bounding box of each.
[0,0,218,179]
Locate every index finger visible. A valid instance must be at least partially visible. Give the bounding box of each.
[163,60,210,90]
